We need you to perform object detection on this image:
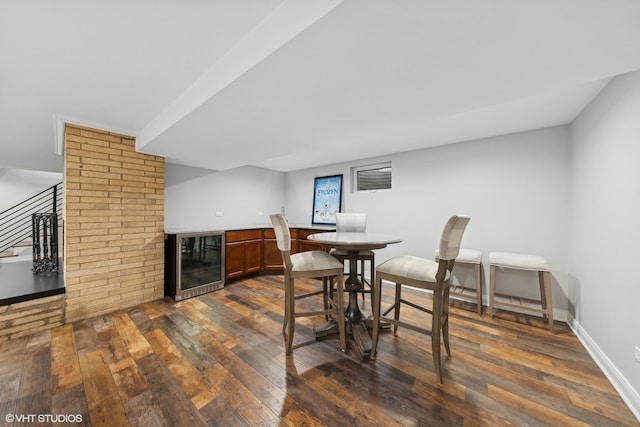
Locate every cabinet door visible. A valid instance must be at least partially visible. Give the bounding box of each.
[263,238,283,270]
[226,229,262,242]
[225,241,245,279]
[298,240,327,253]
[245,240,262,274]
[263,228,298,271]
[297,229,331,253]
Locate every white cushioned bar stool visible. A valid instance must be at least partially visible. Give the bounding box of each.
[371,215,471,384]
[270,213,346,354]
[435,248,483,314]
[488,251,553,332]
[328,213,375,308]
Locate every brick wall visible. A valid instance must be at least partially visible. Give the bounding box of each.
[64,125,164,323]
[0,295,64,341]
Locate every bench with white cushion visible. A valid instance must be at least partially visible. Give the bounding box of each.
[488,251,553,332]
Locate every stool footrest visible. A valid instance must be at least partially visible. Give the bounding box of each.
[450,285,479,301]
[491,293,549,315]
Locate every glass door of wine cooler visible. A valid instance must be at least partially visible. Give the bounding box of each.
[165,232,225,301]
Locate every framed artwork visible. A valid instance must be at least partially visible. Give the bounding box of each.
[312,174,343,225]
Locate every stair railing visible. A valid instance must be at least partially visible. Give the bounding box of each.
[0,182,63,255]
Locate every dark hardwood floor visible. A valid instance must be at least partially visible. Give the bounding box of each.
[0,274,637,426]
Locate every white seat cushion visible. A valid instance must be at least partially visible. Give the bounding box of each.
[377,255,450,282]
[291,251,344,272]
[435,248,481,264]
[489,252,549,272]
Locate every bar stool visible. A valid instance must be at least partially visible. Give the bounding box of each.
[371,214,471,384]
[489,251,553,332]
[328,213,374,308]
[436,248,482,314]
[270,214,346,354]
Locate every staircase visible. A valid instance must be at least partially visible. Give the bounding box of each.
[0,239,32,261]
[0,183,65,341]
[0,182,63,262]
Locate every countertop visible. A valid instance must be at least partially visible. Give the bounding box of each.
[164,223,335,234]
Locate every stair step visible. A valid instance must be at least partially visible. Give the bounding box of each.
[14,240,33,247]
[0,251,17,258]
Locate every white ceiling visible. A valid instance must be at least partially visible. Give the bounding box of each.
[2,0,640,173]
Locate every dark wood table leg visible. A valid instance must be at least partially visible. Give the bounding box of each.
[344,249,372,358]
[314,247,388,358]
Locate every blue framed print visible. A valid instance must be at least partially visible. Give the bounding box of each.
[312,174,343,225]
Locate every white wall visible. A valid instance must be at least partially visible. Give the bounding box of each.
[569,70,640,417]
[164,128,572,312]
[161,73,640,419]
[284,126,571,314]
[164,164,285,232]
[0,168,62,212]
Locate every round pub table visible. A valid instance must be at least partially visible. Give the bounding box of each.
[308,231,402,358]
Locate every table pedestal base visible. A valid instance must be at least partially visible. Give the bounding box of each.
[314,317,390,359]
[350,322,371,358]
[306,232,401,360]
[313,319,340,338]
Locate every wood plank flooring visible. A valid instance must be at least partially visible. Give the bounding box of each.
[0,274,637,426]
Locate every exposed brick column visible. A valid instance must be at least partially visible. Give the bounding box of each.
[64,125,164,322]
[0,295,64,341]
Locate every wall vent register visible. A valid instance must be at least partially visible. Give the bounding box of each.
[352,162,392,192]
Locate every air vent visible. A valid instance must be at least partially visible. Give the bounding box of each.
[354,163,392,192]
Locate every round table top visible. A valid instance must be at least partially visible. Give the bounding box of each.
[308,231,402,251]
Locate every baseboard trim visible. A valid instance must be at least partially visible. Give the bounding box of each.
[567,313,640,423]
[480,295,568,322]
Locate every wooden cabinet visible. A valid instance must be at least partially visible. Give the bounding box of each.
[262,228,297,271]
[225,229,263,280]
[224,227,333,279]
[297,228,331,253]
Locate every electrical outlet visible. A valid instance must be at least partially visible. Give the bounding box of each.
[215,211,223,217]
[635,346,640,363]
[257,212,264,216]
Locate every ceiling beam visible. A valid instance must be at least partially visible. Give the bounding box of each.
[136,0,343,154]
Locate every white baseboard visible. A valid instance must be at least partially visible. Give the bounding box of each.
[567,313,640,423]
[480,294,568,322]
